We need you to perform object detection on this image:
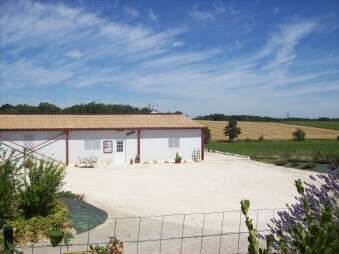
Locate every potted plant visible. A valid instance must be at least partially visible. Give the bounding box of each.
[134,154,140,164]
[175,152,182,163]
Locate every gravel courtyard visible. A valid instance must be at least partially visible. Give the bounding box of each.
[65,152,313,217]
[59,152,315,254]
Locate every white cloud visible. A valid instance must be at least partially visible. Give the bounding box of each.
[0,1,338,116]
[188,3,244,22]
[65,49,84,59]
[188,5,215,21]
[123,6,140,19]
[172,41,185,47]
[148,9,158,22]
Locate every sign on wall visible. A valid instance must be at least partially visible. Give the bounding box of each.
[103,140,113,153]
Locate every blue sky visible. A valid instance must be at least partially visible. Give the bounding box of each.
[0,0,338,117]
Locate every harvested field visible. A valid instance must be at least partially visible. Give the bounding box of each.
[197,120,339,140]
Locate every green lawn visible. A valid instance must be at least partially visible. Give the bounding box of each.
[285,121,339,131]
[206,140,339,161]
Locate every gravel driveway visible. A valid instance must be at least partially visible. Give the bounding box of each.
[65,152,313,217]
[43,151,315,254]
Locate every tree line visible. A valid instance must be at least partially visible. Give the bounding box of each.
[195,113,339,122]
[0,102,152,114]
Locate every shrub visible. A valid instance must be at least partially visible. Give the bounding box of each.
[269,176,339,252]
[313,150,327,163]
[8,201,70,244]
[290,160,299,167]
[175,152,182,163]
[258,135,264,142]
[301,162,315,169]
[20,161,65,217]
[274,159,288,166]
[0,150,21,224]
[292,128,305,141]
[90,237,123,254]
[204,127,211,144]
[47,224,73,250]
[337,136,339,141]
[223,118,241,142]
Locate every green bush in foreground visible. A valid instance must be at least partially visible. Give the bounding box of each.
[8,201,70,244]
[0,150,69,244]
[0,152,21,224]
[20,161,65,217]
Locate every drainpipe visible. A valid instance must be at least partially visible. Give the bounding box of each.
[201,128,204,160]
[65,130,69,165]
[137,129,141,160]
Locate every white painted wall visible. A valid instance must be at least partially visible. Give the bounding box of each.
[0,128,202,165]
[0,131,66,163]
[140,129,201,162]
[69,130,137,165]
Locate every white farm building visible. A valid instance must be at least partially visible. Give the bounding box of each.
[0,114,204,166]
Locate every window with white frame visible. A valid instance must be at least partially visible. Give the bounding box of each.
[84,140,100,150]
[168,137,180,148]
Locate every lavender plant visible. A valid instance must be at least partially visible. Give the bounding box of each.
[242,171,338,253]
[267,172,339,253]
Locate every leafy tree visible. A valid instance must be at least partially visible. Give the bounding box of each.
[37,102,61,114]
[0,102,152,114]
[293,128,306,141]
[204,127,211,144]
[194,113,339,122]
[223,118,241,142]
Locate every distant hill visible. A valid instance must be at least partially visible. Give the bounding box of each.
[0,102,151,114]
[194,114,339,122]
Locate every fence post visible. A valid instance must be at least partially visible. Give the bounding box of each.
[236,211,242,254]
[3,226,14,252]
[256,210,259,230]
[159,215,164,254]
[218,212,225,254]
[114,218,117,238]
[179,214,186,254]
[137,217,142,254]
[200,213,206,254]
[86,219,91,252]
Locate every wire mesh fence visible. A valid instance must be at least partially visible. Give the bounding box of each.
[11,208,285,254]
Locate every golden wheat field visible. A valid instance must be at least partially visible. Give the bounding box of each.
[196,120,339,140]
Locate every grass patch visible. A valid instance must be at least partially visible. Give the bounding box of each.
[206,139,339,162]
[285,121,339,131]
[6,200,71,245]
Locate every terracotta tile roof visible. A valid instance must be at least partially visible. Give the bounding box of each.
[0,114,203,130]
